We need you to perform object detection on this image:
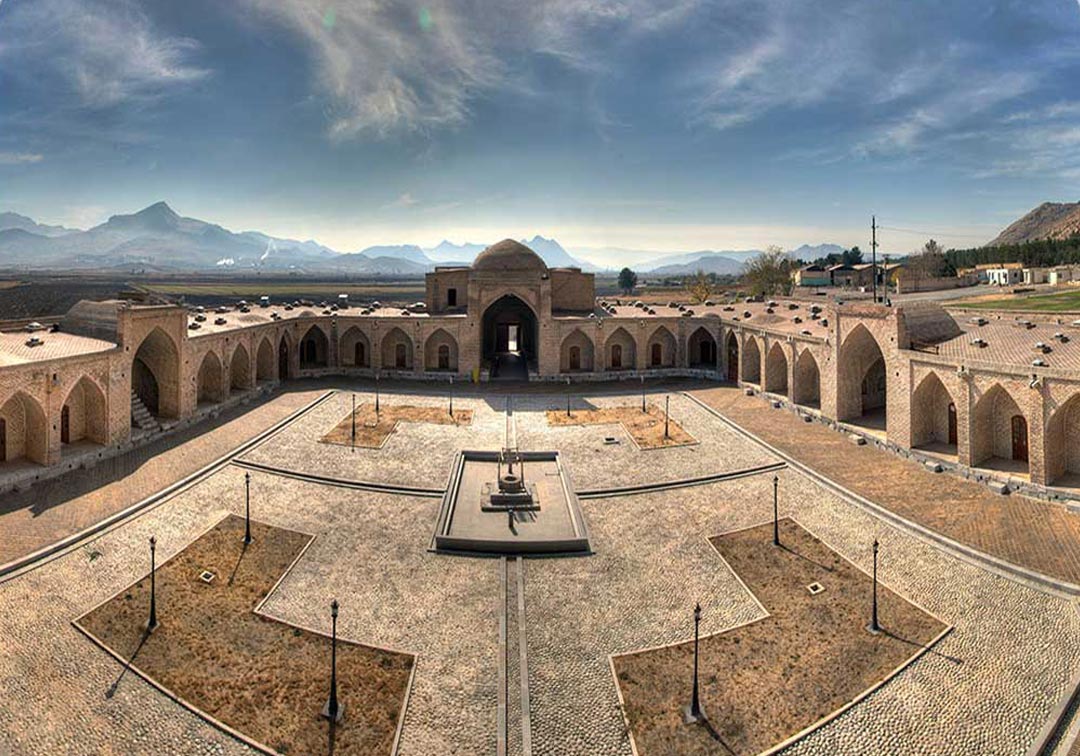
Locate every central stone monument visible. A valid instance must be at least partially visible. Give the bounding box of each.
[431,397,590,555]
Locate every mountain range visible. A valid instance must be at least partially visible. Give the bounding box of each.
[0,201,851,276]
[987,202,1080,246]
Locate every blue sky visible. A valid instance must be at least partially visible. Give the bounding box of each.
[1,0,1079,263]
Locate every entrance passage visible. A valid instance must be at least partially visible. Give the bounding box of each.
[1012,415,1028,462]
[482,295,538,380]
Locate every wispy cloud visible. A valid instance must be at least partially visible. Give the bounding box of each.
[380,192,419,210]
[0,152,44,165]
[0,0,209,108]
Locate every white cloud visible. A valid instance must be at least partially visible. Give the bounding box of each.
[0,152,44,165]
[381,192,419,210]
[1,0,208,107]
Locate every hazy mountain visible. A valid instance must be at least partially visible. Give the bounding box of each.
[988,202,1080,246]
[357,244,432,266]
[789,243,846,261]
[648,253,749,276]
[426,240,487,263]
[521,235,598,270]
[0,211,78,237]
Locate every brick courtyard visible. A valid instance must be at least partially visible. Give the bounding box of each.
[0,380,1078,755]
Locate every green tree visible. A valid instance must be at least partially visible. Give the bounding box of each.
[841,246,864,266]
[743,246,793,297]
[684,269,715,304]
[617,267,638,294]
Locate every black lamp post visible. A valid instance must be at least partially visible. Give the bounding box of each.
[147,536,158,632]
[664,395,671,439]
[323,599,343,722]
[641,375,646,413]
[772,474,780,546]
[351,392,356,451]
[566,376,571,417]
[685,602,704,723]
[375,372,381,415]
[244,472,252,545]
[869,539,881,633]
[449,376,454,417]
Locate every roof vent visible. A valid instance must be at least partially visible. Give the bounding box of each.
[971,338,988,348]
[1033,358,1048,367]
[970,317,987,326]
[1035,342,1051,353]
[25,336,43,347]
[24,322,44,332]
[214,317,227,326]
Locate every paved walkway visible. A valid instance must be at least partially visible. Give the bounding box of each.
[0,386,326,566]
[692,385,1080,586]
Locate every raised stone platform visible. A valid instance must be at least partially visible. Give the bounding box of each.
[432,450,590,555]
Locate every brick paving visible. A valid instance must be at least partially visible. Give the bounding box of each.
[0,386,326,566]
[692,384,1080,586]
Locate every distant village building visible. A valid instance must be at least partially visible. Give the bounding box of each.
[987,267,1024,286]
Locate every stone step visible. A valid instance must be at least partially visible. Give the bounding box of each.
[129,390,161,432]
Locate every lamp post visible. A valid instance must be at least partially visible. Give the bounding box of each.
[869,539,881,634]
[351,392,356,451]
[244,472,252,545]
[772,474,780,546]
[664,394,671,439]
[147,536,158,632]
[375,372,381,415]
[566,376,571,417]
[685,602,704,723]
[641,375,646,413]
[323,599,343,722]
[449,376,454,418]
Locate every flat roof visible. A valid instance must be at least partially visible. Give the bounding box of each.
[0,331,116,366]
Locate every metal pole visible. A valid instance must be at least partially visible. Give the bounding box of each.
[375,373,380,414]
[449,377,454,417]
[690,603,702,720]
[871,540,880,632]
[871,215,878,304]
[244,472,252,545]
[664,395,670,439]
[566,377,571,417]
[328,599,339,721]
[641,375,646,413]
[148,536,158,631]
[772,475,779,546]
[351,392,356,451]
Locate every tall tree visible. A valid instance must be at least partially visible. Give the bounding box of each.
[617,267,638,295]
[684,269,715,304]
[743,246,793,297]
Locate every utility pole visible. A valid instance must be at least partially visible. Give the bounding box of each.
[871,215,879,304]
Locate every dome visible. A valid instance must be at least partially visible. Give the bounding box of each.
[472,239,548,272]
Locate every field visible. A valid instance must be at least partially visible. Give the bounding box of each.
[950,287,1080,312]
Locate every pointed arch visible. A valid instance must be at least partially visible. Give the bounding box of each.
[687,327,717,368]
[340,326,371,368]
[560,329,595,372]
[911,372,956,451]
[299,324,329,369]
[725,331,739,382]
[646,326,676,368]
[230,343,251,392]
[793,348,821,408]
[605,327,636,371]
[196,350,225,405]
[424,328,459,372]
[0,391,48,464]
[764,342,789,394]
[60,376,108,449]
[381,327,414,370]
[132,326,180,419]
[837,324,887,425]
[256,336,275,382]
[278,331,293,381]
[971,384,1028,472]
[1046,393,1080,484]
[741,335,761,385]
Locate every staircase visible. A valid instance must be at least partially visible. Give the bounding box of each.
[130,390,161,433]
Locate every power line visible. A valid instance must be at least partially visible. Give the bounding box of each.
[875,224,985,240]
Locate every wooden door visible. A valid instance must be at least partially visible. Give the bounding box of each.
[1011,415,1028,462]
[611,344,622,369]
[947,403,957,445]
[569,346,580,371]
[651,343,662,367]
[61,405,70,444]
[396,342,407,369]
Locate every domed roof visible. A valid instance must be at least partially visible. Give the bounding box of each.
[472,239,548,272]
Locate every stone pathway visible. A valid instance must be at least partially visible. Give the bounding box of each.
[0,386,327,567]
[691,384,1080,586]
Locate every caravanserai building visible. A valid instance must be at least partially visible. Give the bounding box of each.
[2,239,1079,498]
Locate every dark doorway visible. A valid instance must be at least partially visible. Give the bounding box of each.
[300,327,328,369]
[482,295,538,379]
[278,337,290,380]
[447,288,457,307]
[948,403,957,445]
[396,342,408,368]
[700,340,716,366]
[1011,415,1028,462]
[726,335,739,382]
[651,342,662,367]
[611,344,623,369]
[438,344,450,370]
[61,405,70,444]
[0,418,6,461]
[355,342,366,367]
[132,358,160,417]
[569,346,581,371]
